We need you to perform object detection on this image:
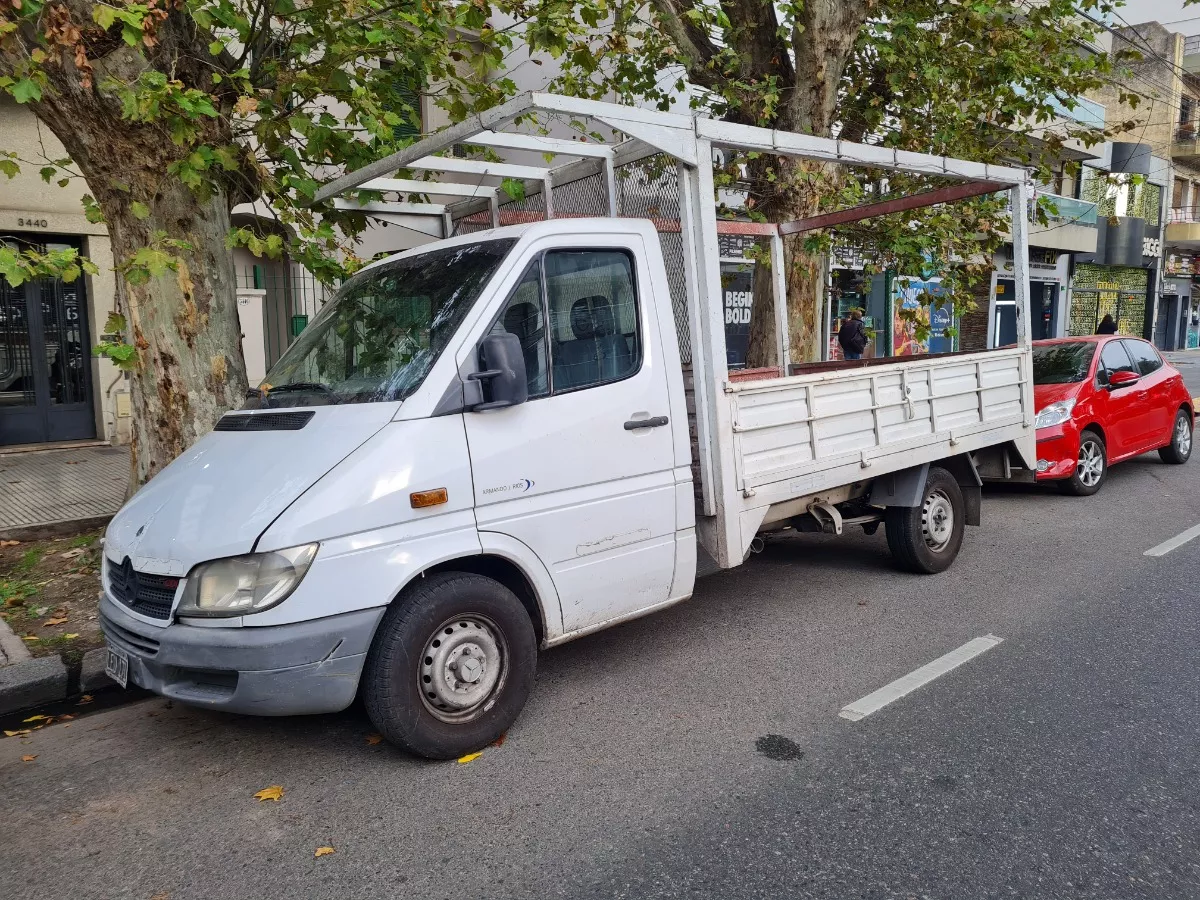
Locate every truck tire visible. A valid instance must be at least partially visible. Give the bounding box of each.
[885,466,965,574]
[363,571,537,760]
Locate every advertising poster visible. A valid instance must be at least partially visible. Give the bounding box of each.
[721,262,754,368]
[892,277,946,356]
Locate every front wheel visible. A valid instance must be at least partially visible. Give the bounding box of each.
[1159,409,1193,465]
[363,571,537,760]
[885,466,965,574]
[1058,429,1106,496]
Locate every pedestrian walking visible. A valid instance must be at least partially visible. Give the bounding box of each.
[838,309,869,360]
[1096,314,1117,335]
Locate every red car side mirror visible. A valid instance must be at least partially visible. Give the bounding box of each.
[1107,370,1140,389]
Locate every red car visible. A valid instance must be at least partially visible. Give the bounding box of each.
[1033,336,1194,495]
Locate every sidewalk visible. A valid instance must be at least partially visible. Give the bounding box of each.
[0,445,130,540]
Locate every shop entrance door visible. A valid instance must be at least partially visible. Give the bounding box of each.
[0,236,95,446]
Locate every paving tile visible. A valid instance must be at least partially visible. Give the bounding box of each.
[0,447,129,530]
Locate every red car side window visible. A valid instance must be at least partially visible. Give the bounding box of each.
[1097,341,1135,385]
[1121,339,1162,377]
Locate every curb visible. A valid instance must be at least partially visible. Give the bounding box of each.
[0,514,114,543]
[80,647,114,693]
[0,655,68,714]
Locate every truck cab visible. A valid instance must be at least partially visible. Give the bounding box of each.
[101,219,696,758]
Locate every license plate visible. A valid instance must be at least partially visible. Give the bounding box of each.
[105,646,129,689]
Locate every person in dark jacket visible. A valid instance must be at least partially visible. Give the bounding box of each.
[1096,314,1118,335]
[838,309,869,360]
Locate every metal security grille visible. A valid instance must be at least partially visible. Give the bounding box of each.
[551,171,607,215]
[1069,263,1149,337]
[615,155,690,363]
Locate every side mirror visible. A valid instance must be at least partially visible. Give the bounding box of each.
[468,332,528,411]
[1107,369,1140,390]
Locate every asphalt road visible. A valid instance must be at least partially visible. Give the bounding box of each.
[5,378,1200,898]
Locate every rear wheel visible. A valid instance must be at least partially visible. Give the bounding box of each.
[1058,429,1106,496]
[363,571,537,760]
[1159,409,1193,465]
[885,466,965,574]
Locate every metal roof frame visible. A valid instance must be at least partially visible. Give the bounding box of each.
[316,93,1034,566]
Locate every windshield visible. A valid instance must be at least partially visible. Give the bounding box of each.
[1033,343,1096,385]
[251,239,515,407]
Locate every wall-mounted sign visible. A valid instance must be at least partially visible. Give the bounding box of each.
[1143,237,1162,258]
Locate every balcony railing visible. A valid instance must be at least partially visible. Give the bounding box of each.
[1176,124,1199,143]
[1186,35,1200,55]
[1169,207,1200,225]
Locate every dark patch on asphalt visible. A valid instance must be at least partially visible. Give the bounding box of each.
[930,774,957,791]
[755,734,804,761]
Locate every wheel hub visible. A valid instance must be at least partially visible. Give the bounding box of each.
[420,618,504,722]
[1077,440,1103,487]
[1177,417,1192,457]
[921,490,954,551]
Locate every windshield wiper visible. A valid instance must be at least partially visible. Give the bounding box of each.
[246,382,340,402]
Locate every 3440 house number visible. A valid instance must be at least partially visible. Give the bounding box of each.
[17,217,49,228]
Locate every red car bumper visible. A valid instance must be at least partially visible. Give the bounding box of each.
[1034,423,1081,480]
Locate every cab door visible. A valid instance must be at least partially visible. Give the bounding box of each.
[462,237,678,634]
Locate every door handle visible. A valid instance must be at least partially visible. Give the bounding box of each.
[624,416,669,430]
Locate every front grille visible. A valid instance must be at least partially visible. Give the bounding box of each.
[102,618,161,657]
[107,557,178,621]
[215,411,315,431]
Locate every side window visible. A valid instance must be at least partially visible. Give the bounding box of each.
[492,262,549,397]
[544,250,640,392]
[1097,340,1135,385]
[1123,339,1162,376]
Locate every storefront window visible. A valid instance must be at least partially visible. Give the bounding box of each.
[1069,263,1148,336]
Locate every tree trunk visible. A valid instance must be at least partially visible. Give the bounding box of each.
[745,157,838,368]
[2,35,249,489]
[108,185,248,486]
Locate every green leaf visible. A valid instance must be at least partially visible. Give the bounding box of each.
[93,5,116,30]
[11,78,42,104]
[131,201,150,220]
[500,178,526,202]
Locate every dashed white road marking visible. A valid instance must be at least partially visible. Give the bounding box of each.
[839,635,1004,722]
[1144,523,1200,558]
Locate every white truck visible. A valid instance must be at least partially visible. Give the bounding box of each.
[99,95,1037,758]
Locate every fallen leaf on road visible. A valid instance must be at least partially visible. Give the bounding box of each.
[254,785,284,802]
[492,732,506,747]
[77,694,93,705]
[4,729,31,737]
[366,734,383,745]
[59,714,74,721]
[43,617,68,626]
[64,633,79,639]
[457,751,483,764]
[60,548,85,559]
[314,847,335,858]
[0,540,19,547]
[22,715,48,723]
[150,892,170,900]
[21,634,39,642]
[21,755,36,762]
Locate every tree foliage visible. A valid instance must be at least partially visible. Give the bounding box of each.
[508,0,1137,354]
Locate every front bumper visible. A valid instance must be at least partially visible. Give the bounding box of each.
[99,595,384,715]
[1034,423,1081,481]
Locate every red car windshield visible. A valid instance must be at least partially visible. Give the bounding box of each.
[1033,343,1096,385]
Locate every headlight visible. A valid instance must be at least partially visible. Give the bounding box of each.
[1034,398,1076,429]
[176,544,318,618]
